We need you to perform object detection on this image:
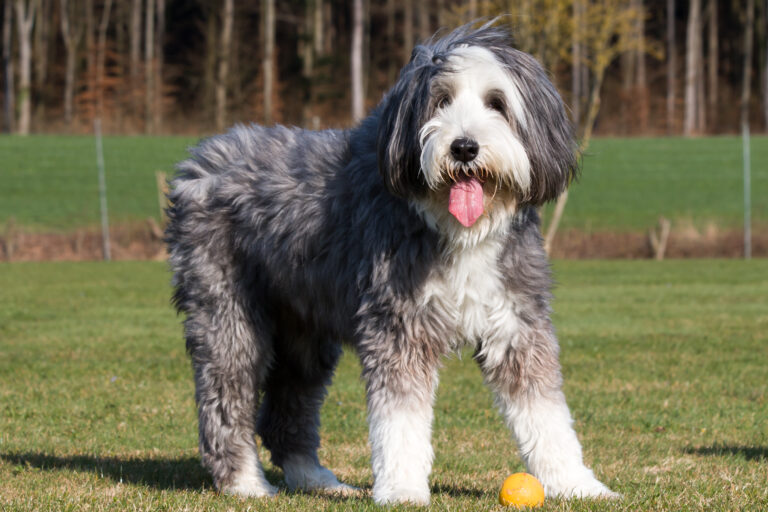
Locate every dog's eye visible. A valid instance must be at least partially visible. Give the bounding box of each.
[486,95,506,115]
[436,95,451,109]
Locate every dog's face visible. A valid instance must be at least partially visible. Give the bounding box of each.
[376,26,577,239]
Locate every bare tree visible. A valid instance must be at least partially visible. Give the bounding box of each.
[154,0,164,131]
[214,0,232,132]
[351,0,364,121]
[144,0,154,132]
[635,0,648,131]
[403,0,412,64]
[742,0,755,125]
[129,0,141,113]
[95,0,113,119]
[387,0,396,83]
[707,0,718,125]
[418,0,429,41]
[764,0,767,130]
[262,0,274,124]
[666,0,675,132]
[59,0,82,126]
[572,0,584,127]
[14,0,38,135]
[33,0,50,123]
[2,0,15,133]
[683,0,703,135]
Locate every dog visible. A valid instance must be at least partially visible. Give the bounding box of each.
[166,23,616,505]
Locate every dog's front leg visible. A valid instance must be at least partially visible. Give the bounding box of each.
[360,341,439,506]
[476,328,617,499]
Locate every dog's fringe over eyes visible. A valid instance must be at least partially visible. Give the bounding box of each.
[165,22,614,506]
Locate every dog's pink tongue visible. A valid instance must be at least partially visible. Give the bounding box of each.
[448,176,484,227]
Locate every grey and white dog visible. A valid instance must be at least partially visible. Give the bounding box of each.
[166,24,616,505]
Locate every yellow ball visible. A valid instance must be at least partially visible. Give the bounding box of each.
[498,472,545,508]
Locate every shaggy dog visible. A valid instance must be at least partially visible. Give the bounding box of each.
[166,23,616,505]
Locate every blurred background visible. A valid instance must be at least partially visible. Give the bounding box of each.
[0,0,766,260]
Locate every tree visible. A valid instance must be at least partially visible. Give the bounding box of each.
[95,0,113,119]
[33,0,50,124]
[129,0,140,114]
[14,0,38,135]
[59,0,83,126]
[707,0,718,126]
[214,0,232,132]
[154,0,164,131]
[2,0,15,133]
[262,0,274,124]
[144,0,154,132]
[683,0,703,135]
[403,0,412,64]
[351,0,364,121]
[666,0,675,132]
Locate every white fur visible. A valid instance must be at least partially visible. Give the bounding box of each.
[498,391,618,498]
[369,377,437,505]
[223,450,278,498]
[419,46,531,193]
[282,454,359,495]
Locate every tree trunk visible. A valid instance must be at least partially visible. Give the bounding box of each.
[214,0,232,132]
[387,0,395,83]
[262,0,274,124]
[684,0,702,135]
[85,0,94,122]
[764,0,767,130]
[635,0,648,131]
[14,0,37,135]
[351,0,364,121]
[95,0,113,120]
[129,0,140,114]
[418,0,429,41]
[742,0,755,126]
[2,0,14,133]
[33,0,49,124]
[571,0,583,128]
[666,0,675,133]
[59,0,81,127]
[301,0,314,126]
[154,0,164,132]
[144,0,154,132]
[403,0,412,64]
[707,0,718,127]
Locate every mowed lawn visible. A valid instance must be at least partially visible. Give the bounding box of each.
[1,135,767,232]
[0,260,766,511]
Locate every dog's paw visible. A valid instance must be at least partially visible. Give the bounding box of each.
[544,473,619,500]
[221,477,279,499]
[283,457,361,496]
[372,486,430,506]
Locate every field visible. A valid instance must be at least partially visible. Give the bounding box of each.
[1,260,766,511]
[1,135,767,232]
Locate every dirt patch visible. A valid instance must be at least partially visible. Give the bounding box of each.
[550,226,768,259]
[1,221,765,261]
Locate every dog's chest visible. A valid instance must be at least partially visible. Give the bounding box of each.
[420,240,518,347]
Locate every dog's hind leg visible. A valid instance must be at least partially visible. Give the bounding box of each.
[475,327,617,499]
[177,267,277,498]
[257,323,356,495]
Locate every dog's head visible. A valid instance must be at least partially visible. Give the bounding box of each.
[376,24,577,236]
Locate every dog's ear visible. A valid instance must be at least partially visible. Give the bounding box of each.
[376,46,435,197]
[494,48,579,205]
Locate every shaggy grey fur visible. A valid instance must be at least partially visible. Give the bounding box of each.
[166,23,612,504]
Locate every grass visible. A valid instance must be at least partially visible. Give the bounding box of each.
[1,260,766,511]
[1,135,767,232]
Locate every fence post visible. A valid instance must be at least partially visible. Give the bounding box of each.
[95,118,111,261]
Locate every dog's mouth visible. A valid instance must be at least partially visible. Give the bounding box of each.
[447,171,485,227]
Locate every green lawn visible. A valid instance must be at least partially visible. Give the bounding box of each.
[1,135,767,232]
[1,260,766,511]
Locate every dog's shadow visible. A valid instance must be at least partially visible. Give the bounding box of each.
[682,444,768,461]
[0,451,226,491]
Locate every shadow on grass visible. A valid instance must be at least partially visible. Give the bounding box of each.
[683,444,768,461]
[0,451,238,491]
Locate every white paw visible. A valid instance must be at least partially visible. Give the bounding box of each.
[544,473,618,499]
[222,475,278,498]
[283,457,361,496]
[373,485,430,506]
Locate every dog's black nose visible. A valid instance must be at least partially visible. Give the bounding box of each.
[450,138,479,163]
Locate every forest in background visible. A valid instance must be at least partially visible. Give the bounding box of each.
[1,0,767,137]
